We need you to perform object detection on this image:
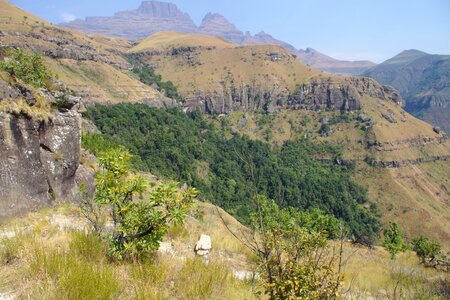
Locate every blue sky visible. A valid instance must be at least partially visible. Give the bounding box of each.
[9,0,450,63]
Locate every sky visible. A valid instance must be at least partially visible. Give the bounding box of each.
[8,0,450,63]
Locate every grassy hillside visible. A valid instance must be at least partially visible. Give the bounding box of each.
[0,0,167,105]
[1,202,448,299]
[131,31,236,52]
[130,32,318,96]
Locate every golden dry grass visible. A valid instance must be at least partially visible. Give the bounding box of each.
[130,31,236,52]
[0,203,257,300]
[131,32,318,95]
[1,204,448,299]
[44,58,165,104]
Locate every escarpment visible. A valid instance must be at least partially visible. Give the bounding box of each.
[287,77,401,112]
[0,79,84,219]
[182,76,402,115]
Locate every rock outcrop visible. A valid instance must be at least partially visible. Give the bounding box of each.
[0,80,83,219]
[186,82,290,115]
[185,76,402,115]
[288,77,401,111]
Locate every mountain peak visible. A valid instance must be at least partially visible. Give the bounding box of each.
[199,12,244,44]
[61,1,197,40]
[382,49,430,65]
[201,13,227,22]
[136,1,185,17]
[397,49,429,56]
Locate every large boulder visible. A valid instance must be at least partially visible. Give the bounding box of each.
[0,110,81,219]
[0,79,83,219]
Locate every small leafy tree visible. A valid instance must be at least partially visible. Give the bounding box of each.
[412,236,441,264]
[382,222,408,259]
[93,148,197,260]
[245,196,344,299]
[0,48,53,88]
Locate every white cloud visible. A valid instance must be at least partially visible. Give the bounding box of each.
[61,12,76,22]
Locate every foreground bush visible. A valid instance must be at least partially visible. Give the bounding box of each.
[89,148,197,260]
[0,48,53,88]
[246,196,344,299]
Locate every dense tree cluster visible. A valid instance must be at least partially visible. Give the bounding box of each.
[83,104,380,244]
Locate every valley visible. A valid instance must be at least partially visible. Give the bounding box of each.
[0,0,449,299]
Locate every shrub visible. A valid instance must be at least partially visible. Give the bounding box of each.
[93,148,197,260]
[412,236,441,264]
[248,196,343,299]
[0,48,53,88]
[382,222,408,259]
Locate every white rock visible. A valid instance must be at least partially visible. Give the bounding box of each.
[195,234,212,255]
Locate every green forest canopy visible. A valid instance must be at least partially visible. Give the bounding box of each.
[83,104,380,244]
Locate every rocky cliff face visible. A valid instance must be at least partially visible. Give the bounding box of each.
[185,83,290,115]
[0,80,84,219]
[183,77,401,115]
[61,1,197,40]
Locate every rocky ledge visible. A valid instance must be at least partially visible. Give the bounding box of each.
[0,30,130,69]
[184,76,402,115]
[288,77,402,111]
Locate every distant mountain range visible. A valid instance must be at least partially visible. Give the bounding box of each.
[364,50,450,133]
[60,0,375,75]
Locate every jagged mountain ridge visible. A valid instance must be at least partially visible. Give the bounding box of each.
[60,0,376,75]
[363,49,450,134]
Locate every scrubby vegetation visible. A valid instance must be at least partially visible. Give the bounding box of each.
[0,48,53,88]
[88,148,197,260]
[1,204,448,299]
[382,222,408,259]
[83,104,380,244]
[0,222,256,299]
[246,196,344,299]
